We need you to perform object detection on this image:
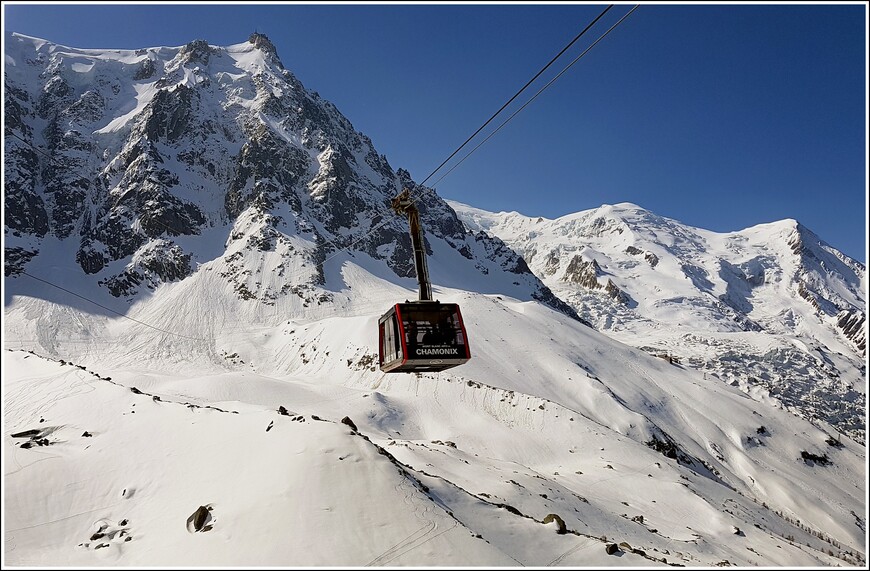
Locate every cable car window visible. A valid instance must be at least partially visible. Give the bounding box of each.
[385,317,393,359]
[379,321,385,364]
[391,314,402,360]
[380,312,403,365]
[400,305,466,357]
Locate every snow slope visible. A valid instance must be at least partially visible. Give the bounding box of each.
[3,266,866,566]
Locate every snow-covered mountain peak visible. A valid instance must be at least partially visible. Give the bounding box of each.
[587,201,652,222]
[4,32,576,316]
[450,200,866,442]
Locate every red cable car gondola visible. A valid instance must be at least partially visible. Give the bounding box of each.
[378,301,471,373]
[378,189,472,373]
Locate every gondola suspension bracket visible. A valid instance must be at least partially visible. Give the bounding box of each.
[378,189,471,373]
[391,188,432,302]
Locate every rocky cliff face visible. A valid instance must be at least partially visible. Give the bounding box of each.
[562,255,631,305]
[787,225,867,355]
[3,32,575,321]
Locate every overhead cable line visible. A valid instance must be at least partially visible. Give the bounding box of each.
[429,4,640,189]
[8,129,230,340]
[418,3,615,187]
[316,5,627,269]
[18,270,210,341]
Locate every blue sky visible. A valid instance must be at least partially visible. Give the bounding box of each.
[3,2,867,262]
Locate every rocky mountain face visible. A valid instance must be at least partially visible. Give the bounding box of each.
[3,32,574,318]
[786,227,866,354]
[450,201,867,442]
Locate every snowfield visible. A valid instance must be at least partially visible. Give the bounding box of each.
[3,267,866,566]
